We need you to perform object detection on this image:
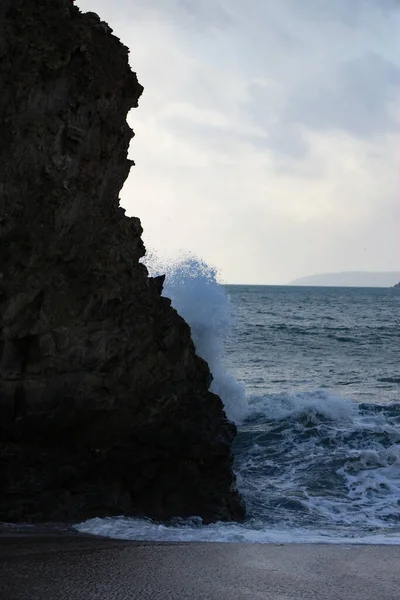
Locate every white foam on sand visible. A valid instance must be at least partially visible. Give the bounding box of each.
[75,515,400,545]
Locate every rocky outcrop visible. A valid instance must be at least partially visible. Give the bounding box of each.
[0,0,245,523]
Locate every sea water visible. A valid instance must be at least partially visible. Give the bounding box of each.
[76,259,400,544]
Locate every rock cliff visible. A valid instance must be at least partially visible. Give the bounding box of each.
[0,0,245,523]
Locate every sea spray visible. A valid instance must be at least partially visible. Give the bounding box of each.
[144,252,248,423]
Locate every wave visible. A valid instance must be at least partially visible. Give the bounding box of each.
[75,256,400,544]
[76,390,400,544]
[236,391,400,532]
[75,516,400,544]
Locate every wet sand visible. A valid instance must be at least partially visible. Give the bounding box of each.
[1,534,399,600]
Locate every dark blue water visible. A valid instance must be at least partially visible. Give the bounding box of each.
[77,272,400,544]
[225,285,400,403]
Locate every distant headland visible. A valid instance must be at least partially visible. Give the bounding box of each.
[290,271,400,287]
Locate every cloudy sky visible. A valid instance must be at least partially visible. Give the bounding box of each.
[78,0,399,283]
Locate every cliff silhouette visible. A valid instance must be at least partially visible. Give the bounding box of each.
[0,0,244,524]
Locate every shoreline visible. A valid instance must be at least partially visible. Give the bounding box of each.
[1,533,399,600]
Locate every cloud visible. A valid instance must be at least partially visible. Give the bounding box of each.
[77,0,400,283]
[280,54,400,138]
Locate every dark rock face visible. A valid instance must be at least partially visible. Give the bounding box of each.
[0,0,245,524]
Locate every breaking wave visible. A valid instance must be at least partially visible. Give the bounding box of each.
[76,257,400,544]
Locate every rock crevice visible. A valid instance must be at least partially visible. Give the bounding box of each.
[0,0,245,523]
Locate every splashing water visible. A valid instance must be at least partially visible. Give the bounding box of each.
[145,253,248,423]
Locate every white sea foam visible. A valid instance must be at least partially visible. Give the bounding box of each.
[237,391,400,535]
[75,516,400,545]
[245,389,358,422]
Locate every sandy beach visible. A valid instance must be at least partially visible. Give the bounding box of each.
[1,534,399,600]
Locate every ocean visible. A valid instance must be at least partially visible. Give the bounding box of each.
[77,259,400,544]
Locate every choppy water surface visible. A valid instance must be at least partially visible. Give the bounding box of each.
[77,266,400,544]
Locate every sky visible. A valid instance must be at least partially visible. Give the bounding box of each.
[77,0,399,284]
